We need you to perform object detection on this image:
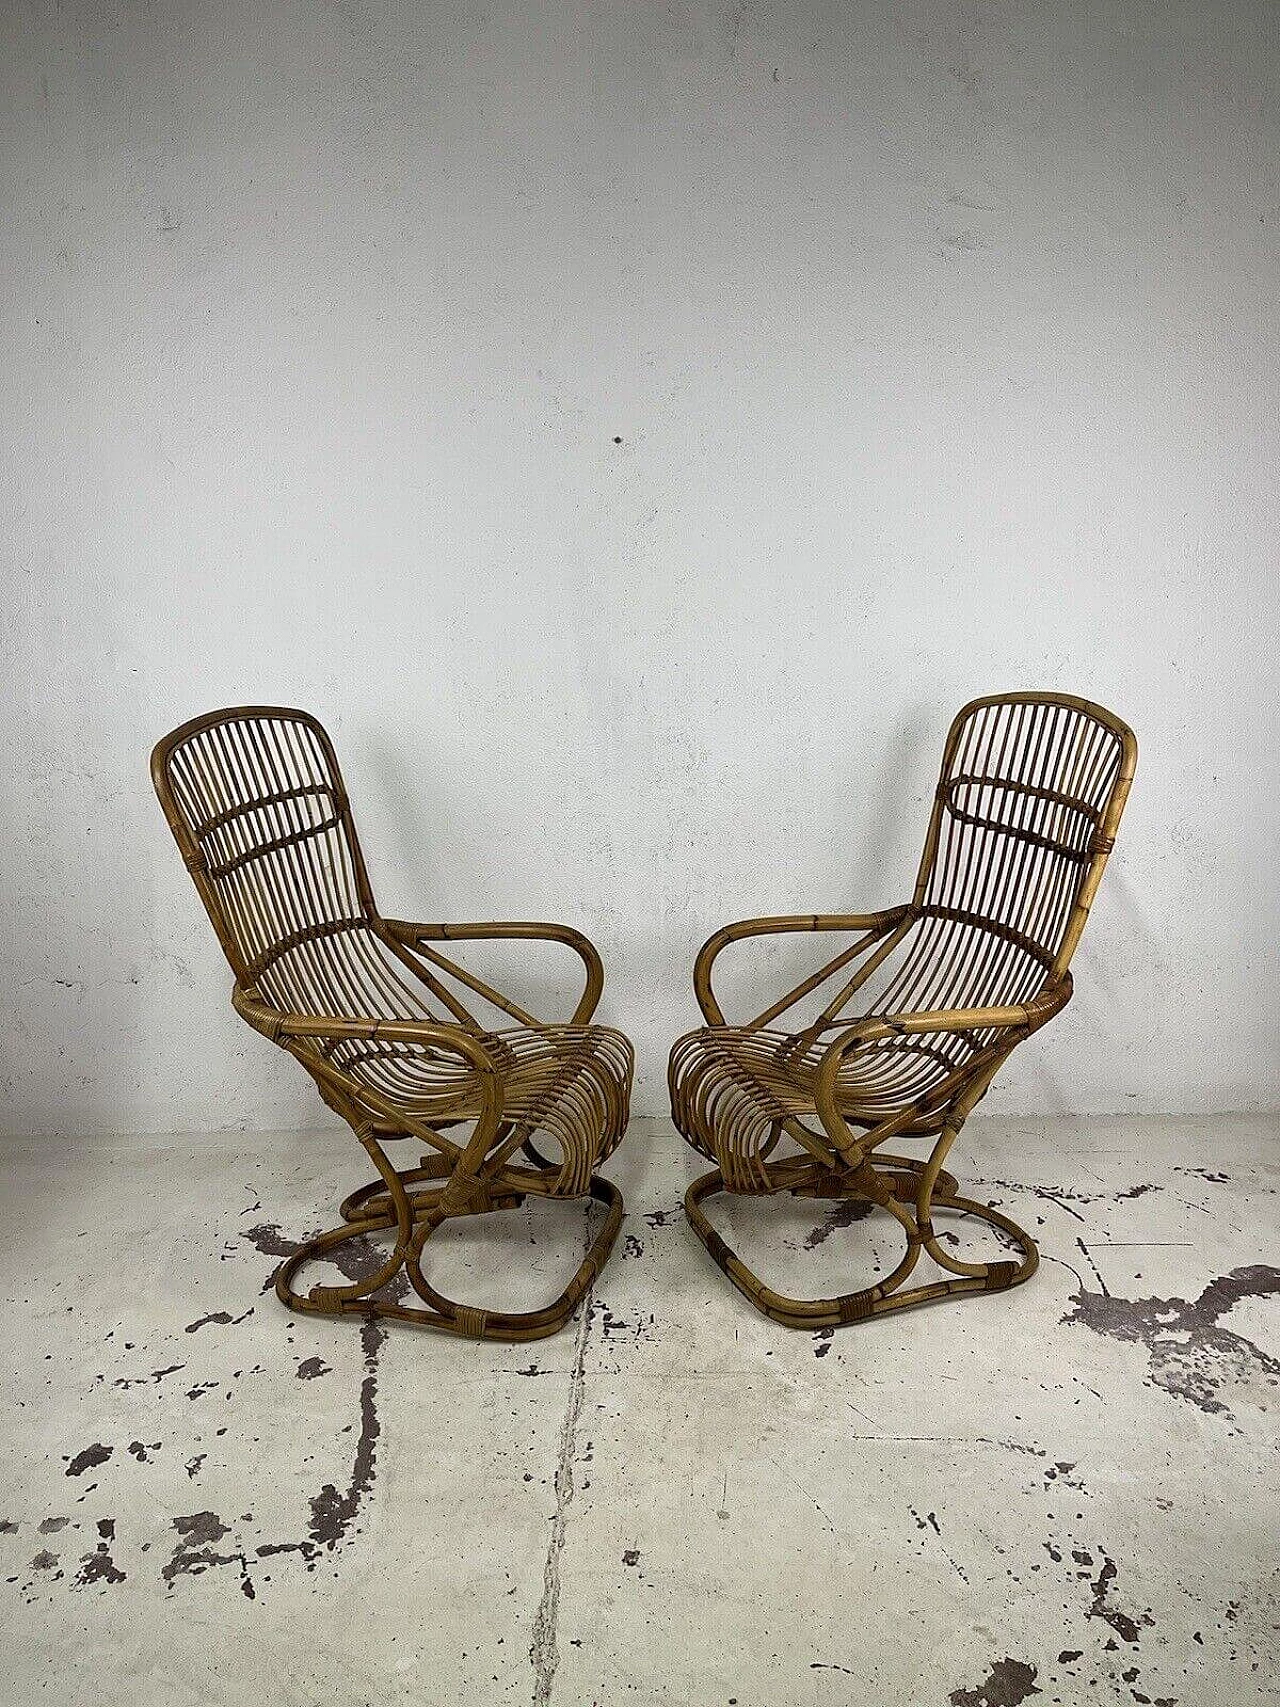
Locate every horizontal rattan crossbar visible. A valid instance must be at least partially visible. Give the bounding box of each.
[152,706,634,1341]
[669,691,1136,1328]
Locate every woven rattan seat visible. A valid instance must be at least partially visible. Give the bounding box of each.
[153,706,633,1341]
[669,692,1136,1329]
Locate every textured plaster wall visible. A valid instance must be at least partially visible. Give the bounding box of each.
[2,0,1277,1132]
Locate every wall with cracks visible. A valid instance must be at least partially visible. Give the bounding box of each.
[3,0,1278,1132]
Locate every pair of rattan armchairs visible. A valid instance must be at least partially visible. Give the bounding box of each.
[152,693,1135,1342]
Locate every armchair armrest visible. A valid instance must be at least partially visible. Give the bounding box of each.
[382,918,604,1026]
[231,984,505,1166]
[231,983,499,1065]
[694,907,910,1025]
[814,976,1074,1128]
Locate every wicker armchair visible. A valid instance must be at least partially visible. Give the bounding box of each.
[152,707,633,1341]
[669,692,1136,1329]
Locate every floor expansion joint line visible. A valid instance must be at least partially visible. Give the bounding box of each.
[529,1285,594,1707]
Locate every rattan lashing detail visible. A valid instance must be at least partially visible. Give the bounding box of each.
[152,706,634,1341]
[669,692,1137,1329]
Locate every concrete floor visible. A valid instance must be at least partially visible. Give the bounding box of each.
[0,1113,1276,1706]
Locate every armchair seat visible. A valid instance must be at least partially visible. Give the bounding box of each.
[328,1022,633,1196]
[670,1023,969,1192]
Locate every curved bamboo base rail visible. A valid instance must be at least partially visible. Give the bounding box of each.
[275,1173,624,1342]
[684,1157,1037,1329]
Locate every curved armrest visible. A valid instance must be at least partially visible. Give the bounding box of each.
[231,985,505,1167]
[382,919,604,1026]
[694,907,909,1025]
[814,976,1074,1111]
[231,984,499,1068]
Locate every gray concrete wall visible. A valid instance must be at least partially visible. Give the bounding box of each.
[2,0,1277,1132]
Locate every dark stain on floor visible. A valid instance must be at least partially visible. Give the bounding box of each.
[112,1364,185,1391]
[1064,1265,1280,1417]
[1085,1549,1153,1645]
[803,1197,875,1250]
[242,1221,410,1304]
[12,1215,400,1605]
[948,1656,1041,1705]
[185,1308,253,1334]
[308,1317,384,1549]
[65,1444,113,1478]
[242,1223,303,1292]
[74,1543,126,1590]
[162,1510,255,1600]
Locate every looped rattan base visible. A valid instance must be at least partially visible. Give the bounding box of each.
[684,1165,1037,1330]
[273,1175,624,1342]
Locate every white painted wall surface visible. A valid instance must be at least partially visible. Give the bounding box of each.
[2,1,1278,1133]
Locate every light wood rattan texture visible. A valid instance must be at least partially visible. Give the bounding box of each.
[669,692,1136,1328]
[152,707,633,1341]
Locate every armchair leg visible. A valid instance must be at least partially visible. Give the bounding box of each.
[685,1147,1037,1330]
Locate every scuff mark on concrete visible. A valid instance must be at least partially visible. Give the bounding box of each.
[981,1178,1161,1225]
[948,1656,1041,1705]
[530,1287,595,1707]
[1063,1265,1280,1417]
[909,1506,969,1581]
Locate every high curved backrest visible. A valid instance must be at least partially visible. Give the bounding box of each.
[879,693,1136,1018]
[152,708,439,1025]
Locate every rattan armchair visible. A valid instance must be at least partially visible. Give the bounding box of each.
[152,707,633,1341]
[669,692,1136,1329]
